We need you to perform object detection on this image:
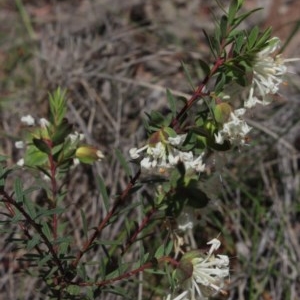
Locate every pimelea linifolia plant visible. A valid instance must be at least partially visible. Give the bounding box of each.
[0,1,298,299]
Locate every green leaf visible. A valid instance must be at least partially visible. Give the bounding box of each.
[102,286,131,299]
[214,72,226,93]
[66,285,81,296]
[51,118,73,146]
[155,243,165,259]
[45,266,59,279]
[37,254,51,267]
[148,110,169,128]
[0,155,8,162]
[165,240,174,256]
[41,222,52,240]
[220,15,228,40]
[26,234,40,250]
[255,27,272,49]
[247,26,259,49]
[232,31,246,54]
[163,127,177,138]
[77,263,87,281]
[232,8,262,30]
[181,61,195,91]
[212,33,221,56]
[93,240,123,246]
[23,197,37,219]
[115,149,131,177]
[24,144,48,166]
[35,207,65,219]
[59,241,71,255]
[197,58,211,77]
[11,210,23,223]
[202,29,217,59]
[228,0,239,25]
[14,178,24,203]
[166,89,177,116]
[49,87,67,126]
[33,138,51,155]
[97,176,109,212]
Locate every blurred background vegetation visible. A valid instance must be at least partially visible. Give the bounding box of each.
[0,0,300,299]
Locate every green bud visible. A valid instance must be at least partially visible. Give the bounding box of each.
[75,145,104,164]
[213,103,232,124]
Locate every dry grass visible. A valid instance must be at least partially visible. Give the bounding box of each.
[0,0,300,299]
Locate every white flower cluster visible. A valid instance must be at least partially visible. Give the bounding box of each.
[167,238,229,300]
[214,108,252,146]
[215,37,298,146]
[190,239,229,298]
[245,37,298,108]
[129,134,205,173]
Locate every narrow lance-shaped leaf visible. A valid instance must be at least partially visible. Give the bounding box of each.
[247,26,260,50]
[97,175,110,212]
[26,234,40,251]
[154,243,165,259]
[33,138,51,155]
[181,61,195,91]
[115,149,131,177]
[197,58,211,77]
[14,178,24,203]
[49,87,67,126]
[166,89,177,117]
[220,15,228,41]
[228,0,241,25]
[41,222,52,240]
[23,197,37,219]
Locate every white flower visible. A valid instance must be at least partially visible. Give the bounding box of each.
[214,132,224,144]
[21,115,35,126]
[165,291,189,300]
[183,153,206,172]
[177,207,196,231]
[73,158,80,166]
[129,134,205,173]
[175,238,229,300]
[168,134,187,146]
[17,158,24,166]
[216,109,252,145]
[39,118,50,128]
[15,141,25,149]
[68,132,85,144]
[246,37,299,108]
[244,86,262,108]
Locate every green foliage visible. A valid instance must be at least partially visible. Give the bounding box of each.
[49,87,67,126]
[0,0,294,298]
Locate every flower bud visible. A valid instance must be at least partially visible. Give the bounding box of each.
[75,145,104,164]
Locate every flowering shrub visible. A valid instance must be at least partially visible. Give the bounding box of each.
[0,0,298,299]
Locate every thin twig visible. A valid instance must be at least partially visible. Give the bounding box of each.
[0,191,65,275]
[71,169,141,268]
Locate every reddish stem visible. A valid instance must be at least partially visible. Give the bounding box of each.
[122,207,157,255]
[170,57,225,130]
[71,169,141,268]
[46,139,59,250]
[74,256,179,287]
